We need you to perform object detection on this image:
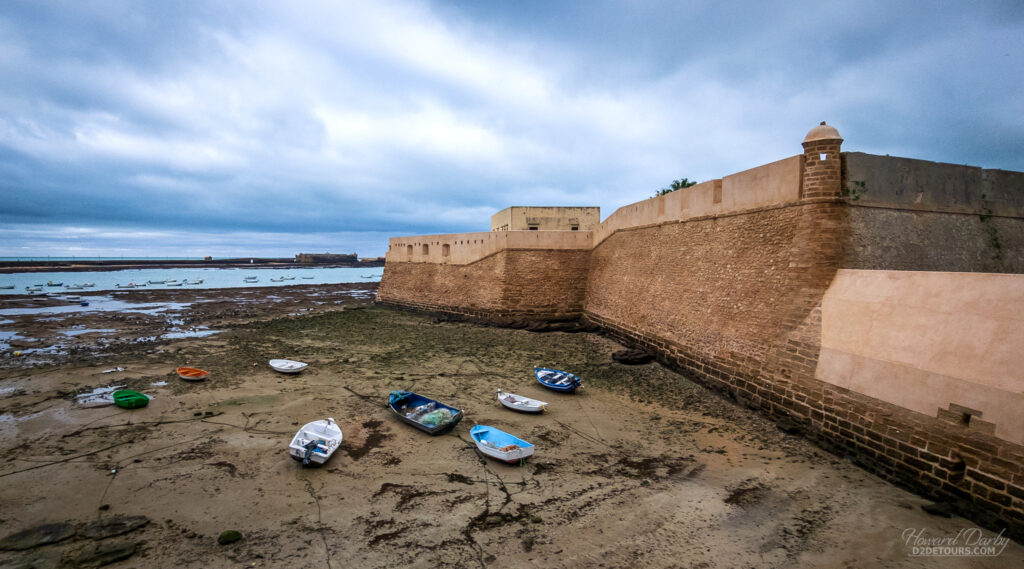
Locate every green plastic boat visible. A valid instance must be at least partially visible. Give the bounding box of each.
[113,390,149,409]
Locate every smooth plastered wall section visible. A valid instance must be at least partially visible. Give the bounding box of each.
[816,269,1024,444]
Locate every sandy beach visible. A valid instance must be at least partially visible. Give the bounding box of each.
[0,284,1019,568]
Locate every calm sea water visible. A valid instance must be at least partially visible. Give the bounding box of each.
[0,266,382,295]
[0,257,207,262]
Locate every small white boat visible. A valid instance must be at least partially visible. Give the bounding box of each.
[25,286,42,292]
[0,285,14,290]
[289,418,342,466]
[471,425,535,463]
[185,279,204,285]
[301,276,314,279]
[269,359,308,374]
[167,282,184,286]
[148,280,166,284]
[497,389,547,413]
[270,277,285,282]
[282,276,295,280]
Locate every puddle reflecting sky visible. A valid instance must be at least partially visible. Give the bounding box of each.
[0,296,193,317]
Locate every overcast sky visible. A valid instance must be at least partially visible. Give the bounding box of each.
[1,1,1021,258]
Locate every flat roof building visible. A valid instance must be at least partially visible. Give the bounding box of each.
[491,206,600,232]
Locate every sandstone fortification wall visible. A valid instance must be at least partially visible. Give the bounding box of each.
[376,124,1024,537]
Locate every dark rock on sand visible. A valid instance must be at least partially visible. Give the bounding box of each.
[72,540,136,568]
[0,523,76,551]
[3,548,62,569]
[922,502,955,517]
[776,417,806,436]
[79,515,150,540]
[612,349,654,365]
[217,530,242,545]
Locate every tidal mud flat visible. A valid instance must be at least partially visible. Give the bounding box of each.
[0,285,1019,568]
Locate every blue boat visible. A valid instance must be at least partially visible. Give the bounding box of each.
[388,391,463,435]
[534,366,582,392]
[470,425,535,463]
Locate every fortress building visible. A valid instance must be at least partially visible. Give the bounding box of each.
[491,206,601,232]
[377,123,1024,538]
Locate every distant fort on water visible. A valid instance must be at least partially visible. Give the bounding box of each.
[0,253,384,273]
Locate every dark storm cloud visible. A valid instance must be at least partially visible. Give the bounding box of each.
[0,0,1021,257]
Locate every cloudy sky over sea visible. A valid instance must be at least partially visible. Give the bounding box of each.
[1,1,1021,258]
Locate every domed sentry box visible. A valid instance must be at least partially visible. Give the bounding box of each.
[801,121,844,200]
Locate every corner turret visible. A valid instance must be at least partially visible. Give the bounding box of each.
[801,121,843,199]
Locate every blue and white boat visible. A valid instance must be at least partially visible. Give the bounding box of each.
[534,366,582,392]
[289,418,343,466]
[470,425,535,463]
[388,391,463,435]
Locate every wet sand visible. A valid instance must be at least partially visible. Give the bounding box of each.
[0,285,1020,568]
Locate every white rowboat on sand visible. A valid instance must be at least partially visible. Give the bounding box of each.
[496,389,547,413]
[269,359,308,374]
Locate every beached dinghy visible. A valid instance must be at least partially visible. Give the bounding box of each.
[289,418,343,466]
[388,391,463,435]
[176,366,210,381]
[534,366,582,392]
[113,390,149,409]
[269,359,308,374]
[497,389,547,413]
[471,425,535,463]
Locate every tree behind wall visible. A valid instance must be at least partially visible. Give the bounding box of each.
[655,178,697,197]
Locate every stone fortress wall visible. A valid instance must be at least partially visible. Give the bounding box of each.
[377,123,1024,538]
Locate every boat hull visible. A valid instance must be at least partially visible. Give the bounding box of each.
[471,425,534,463]
[176,366,210,381]
[497,390,546,413]
[535,367,582,392]
[113,390,149,409]
[289,418,343,466]
[269,359,308,374]
[388,391,463,435]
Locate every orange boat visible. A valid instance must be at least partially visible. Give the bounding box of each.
[176,366,210,381]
